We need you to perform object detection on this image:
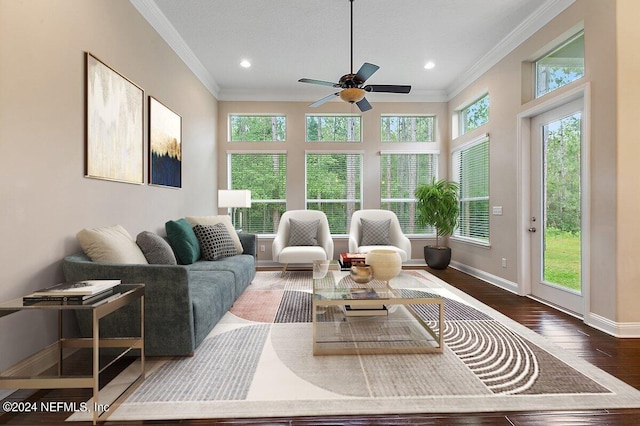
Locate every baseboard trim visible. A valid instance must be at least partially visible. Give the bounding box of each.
[0,344,79,400]
[585,312,640,338]
[449,261,519,294]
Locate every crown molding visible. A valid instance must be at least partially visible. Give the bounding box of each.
[446,0,576,100]
[130,0,220,97]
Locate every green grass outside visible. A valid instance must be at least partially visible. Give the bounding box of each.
[544,228,581,291]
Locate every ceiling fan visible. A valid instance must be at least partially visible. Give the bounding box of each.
[298,0,411,112]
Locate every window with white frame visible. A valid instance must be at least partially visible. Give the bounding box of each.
[381,115,435,142]
[229,115,286,141]
[380,152,438,234]
[306,115,361,142]
[452,136,489,243]
[535,31,584,98]
[460,94,489,135]
[306,152,362,234]
[228,152,287,234]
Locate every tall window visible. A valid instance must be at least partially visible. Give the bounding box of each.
[306,115,361,142]
[381,116,435,142]
[460,94,489,135]
[306,152,362,234]
[380,152,438,234]
[228,152,287,234]
[536,31,584,98]
[229,115,286,141]
[452,137,489,243]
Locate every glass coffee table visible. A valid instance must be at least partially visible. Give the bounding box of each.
[312,260,444,355]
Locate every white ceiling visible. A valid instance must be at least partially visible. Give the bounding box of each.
[132,0,575,103]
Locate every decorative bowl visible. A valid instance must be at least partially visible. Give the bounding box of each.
[350,264,373,284]
[365,249,402,283]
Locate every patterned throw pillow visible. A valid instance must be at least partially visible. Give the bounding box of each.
[193,224,237,261]
[136,231,177,265]
[360,218,391,245]
[288,218,320,246]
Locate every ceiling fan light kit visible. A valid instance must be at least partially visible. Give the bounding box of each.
[298,0,411,112]
[339,88,366,103]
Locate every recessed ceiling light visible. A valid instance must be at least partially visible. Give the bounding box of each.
[240,60,251,68]
[424,61,435,70]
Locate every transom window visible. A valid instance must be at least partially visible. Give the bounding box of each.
[229,115,286,142]
[306,115,361,142]
[380,152,438,235]
[381,115,435,142]
[460,94,489,135]
[228,152,287,234]
[305,152,362,234]
[536,31,584,98]
[452,136,490,244]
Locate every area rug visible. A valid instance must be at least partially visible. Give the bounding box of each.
[68,270,640,422]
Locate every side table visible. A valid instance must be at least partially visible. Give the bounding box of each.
[0,284,145,424]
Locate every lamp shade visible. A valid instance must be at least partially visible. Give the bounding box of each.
[218,190,252,208]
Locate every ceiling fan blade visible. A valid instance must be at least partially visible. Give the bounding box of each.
[364,84,412,94]
[309,92,340,108]
[356,97,372,112]
[298,78,340,88]
[354,63,380,83]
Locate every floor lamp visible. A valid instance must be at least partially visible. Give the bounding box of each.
[218,190,252,231]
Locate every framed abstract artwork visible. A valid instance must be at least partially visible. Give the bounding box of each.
[85,52,144,184]
[148,96,182,188]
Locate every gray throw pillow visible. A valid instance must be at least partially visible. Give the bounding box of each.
[360,218,391,245]
[136,231,178,265]
[193,224,237,261]
[288,218,320,246]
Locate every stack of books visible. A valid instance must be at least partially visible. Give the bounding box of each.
[23,280,121,305]
[339,253,367,269]
[345,288,388,316]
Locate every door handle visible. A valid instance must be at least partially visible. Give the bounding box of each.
[528,227,536,233]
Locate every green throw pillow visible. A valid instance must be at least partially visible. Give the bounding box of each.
[165,219,201,264]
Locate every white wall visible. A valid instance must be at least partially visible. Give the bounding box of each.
[0,0,218,370]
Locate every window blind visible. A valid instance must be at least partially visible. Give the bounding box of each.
[306,153,362,234]
[380,153,438,234]
[452,137,489,242]
[229,153,287,233]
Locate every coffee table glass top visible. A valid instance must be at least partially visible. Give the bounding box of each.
[311,260,444,355]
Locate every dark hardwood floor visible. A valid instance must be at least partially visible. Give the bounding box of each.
[2,266,640,425]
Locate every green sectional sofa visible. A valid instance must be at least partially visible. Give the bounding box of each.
[62,232,256,357]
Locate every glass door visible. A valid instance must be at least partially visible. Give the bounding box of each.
[530,99,583,314]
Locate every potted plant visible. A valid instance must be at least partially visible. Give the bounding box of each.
[415,178,459,269]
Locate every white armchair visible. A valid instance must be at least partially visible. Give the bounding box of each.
[272,210,334,276]
[348,209,411,262]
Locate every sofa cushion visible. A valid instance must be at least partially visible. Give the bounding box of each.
[77,224,148,264]
[288,218,320,246]
[193,224,237,261]
[165,219,200,264]
[186,215,243,254]
[360,218,391,246]
[136,231,177,265]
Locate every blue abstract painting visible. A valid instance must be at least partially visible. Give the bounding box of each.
[149,97,181,188]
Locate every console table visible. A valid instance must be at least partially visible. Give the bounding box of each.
[0,284,145,424]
